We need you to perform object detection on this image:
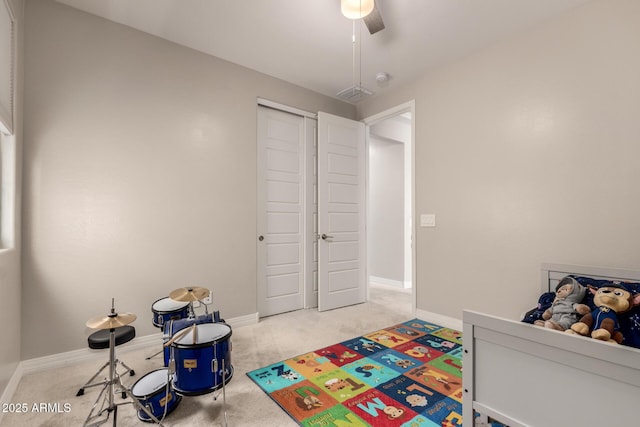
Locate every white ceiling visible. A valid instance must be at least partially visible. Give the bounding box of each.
[55,0,591,104]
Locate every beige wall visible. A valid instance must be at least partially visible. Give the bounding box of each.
[357,0,640,320]
[22,0,354,359]
[16,0,640,363]
[368,137,404,283]
[0,0,23,399]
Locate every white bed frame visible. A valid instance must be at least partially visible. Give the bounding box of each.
[462,263,640,427]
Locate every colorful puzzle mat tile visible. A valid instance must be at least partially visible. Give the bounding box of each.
[315,343,366,367]
[247,319,464,427]
[284,351,339,378]
[363,329,411,348]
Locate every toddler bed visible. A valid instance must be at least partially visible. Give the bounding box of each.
[462,263,640,426]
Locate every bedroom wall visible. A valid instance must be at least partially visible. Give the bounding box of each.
[357,0,640,321]
[22,0,354,359]
[0,0,23,401]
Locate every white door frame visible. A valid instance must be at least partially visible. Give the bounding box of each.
[362,100,416,315]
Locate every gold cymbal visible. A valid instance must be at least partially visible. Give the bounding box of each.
[169,286,209,302]
[86,312,137,330]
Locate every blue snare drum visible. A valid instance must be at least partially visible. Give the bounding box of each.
[151,297,189,328]
[170,322,233,396]
[162,314,214,367]
[131,368,181,422]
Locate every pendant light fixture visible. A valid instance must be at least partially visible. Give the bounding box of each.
[341,0,374,20]
[336,0,375,102]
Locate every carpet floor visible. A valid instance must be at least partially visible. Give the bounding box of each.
[2,284,412,426]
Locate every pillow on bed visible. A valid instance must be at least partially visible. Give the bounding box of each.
[571,275,640,349]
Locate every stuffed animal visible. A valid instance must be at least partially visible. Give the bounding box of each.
[534,277,589,331]
[568,283,640,344]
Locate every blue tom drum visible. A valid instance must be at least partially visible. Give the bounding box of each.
[151,297,190,328]
[130,368,181,422]
[170,322,233,396]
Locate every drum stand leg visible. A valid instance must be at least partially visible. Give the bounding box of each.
[77,359,135,396]
[212,359,228,427]
[82,328,165,427]
[222,360,228,427]
[145,347,164,361]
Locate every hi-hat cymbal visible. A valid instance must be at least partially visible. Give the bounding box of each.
[86,312,137,330]
[169,286,209,302]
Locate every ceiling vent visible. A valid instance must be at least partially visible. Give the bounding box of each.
[336,86,374,103]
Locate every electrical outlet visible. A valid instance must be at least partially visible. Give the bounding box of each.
[420,214,436,227]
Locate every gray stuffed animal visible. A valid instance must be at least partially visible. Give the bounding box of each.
[534,277,589,331]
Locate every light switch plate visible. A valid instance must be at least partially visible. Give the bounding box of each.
[420,214,436,227]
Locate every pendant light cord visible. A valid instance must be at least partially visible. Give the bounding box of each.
[352,20,356,95]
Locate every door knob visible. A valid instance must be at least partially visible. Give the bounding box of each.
[321,234,334,240]
[258,235,264,241]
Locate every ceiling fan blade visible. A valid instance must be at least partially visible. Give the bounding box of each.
[363,3,385,34]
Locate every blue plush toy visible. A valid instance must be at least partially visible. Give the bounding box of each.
[569,284,640,344]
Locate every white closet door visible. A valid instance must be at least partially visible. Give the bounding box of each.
[317,112,366,311]
[257,106,305,316]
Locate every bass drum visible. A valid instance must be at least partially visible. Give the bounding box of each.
[170,322,233,396]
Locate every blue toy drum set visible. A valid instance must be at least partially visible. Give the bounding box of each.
[133,286,232,425]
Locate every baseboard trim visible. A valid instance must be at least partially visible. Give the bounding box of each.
[225,312,259,328]
[19,312,260,376]
[416,309,463,331]
[0,362,23,425]
[370,275,409,289]
[20,333,162,375]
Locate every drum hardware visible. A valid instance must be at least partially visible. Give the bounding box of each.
[82,299,165,427]
[145,348,165,362]
[76,327,136,397]
[211,358,229,427]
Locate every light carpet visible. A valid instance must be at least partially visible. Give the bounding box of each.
[2,284,412,426]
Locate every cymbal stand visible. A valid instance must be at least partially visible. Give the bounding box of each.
[187,301,196,319]
[83,324,165,427]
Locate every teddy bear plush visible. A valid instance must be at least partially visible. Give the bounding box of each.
[568,283,640,344]
[534,277,589,331]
